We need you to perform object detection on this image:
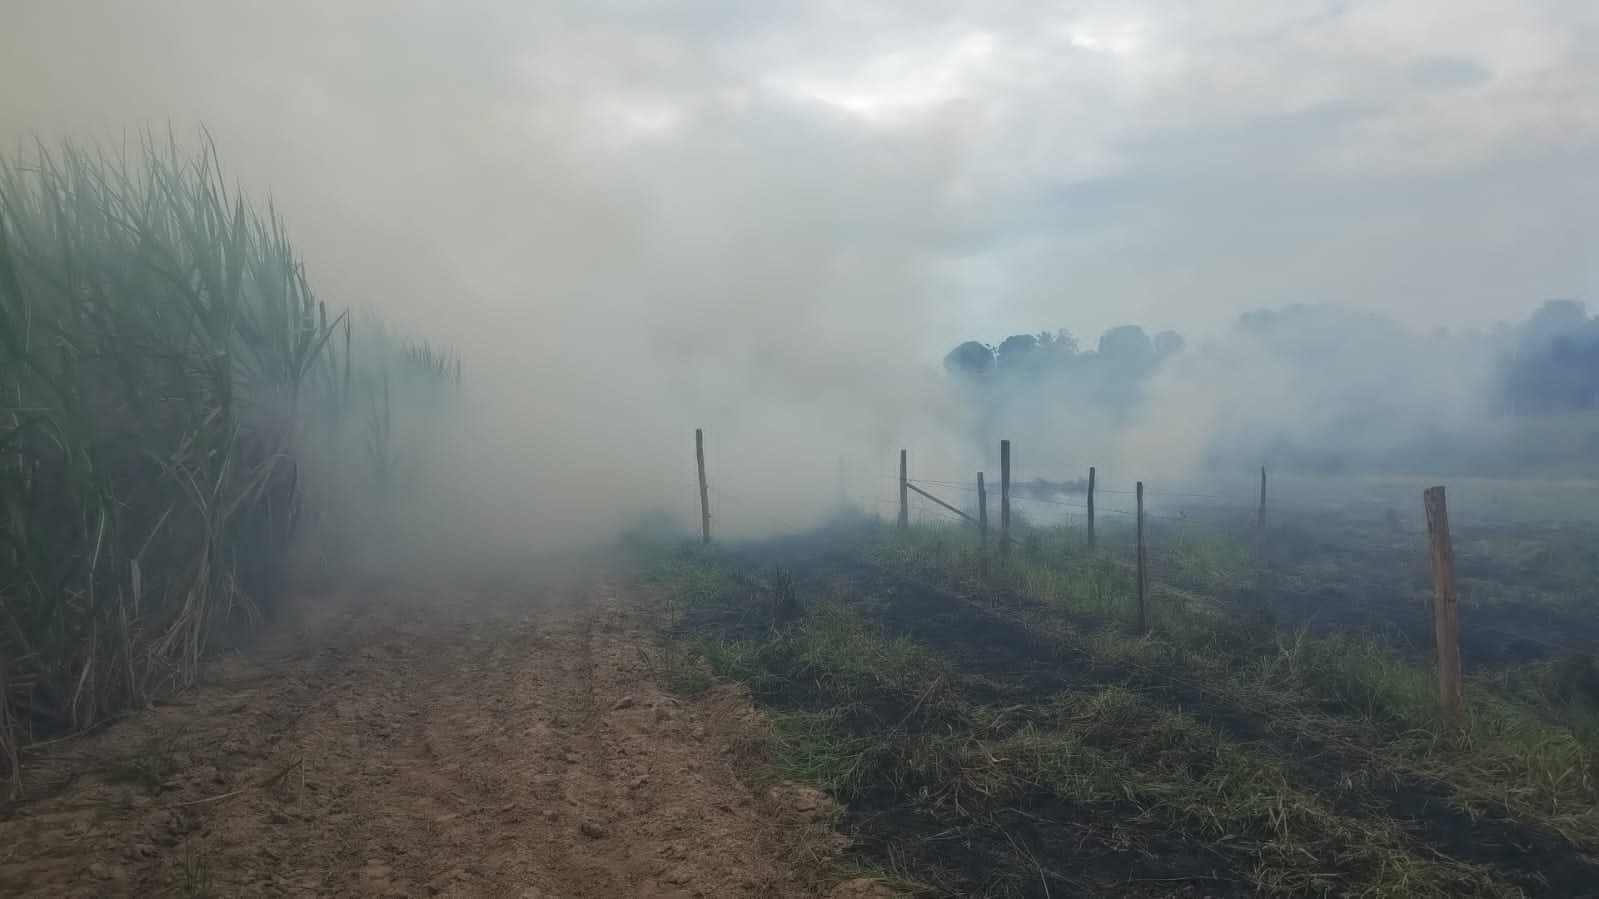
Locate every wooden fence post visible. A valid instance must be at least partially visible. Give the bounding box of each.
[1255,465,1272,611]
[898,450,909,529]
[1000,440,1012,555]
[837,455,846,512]
[1257,466,1268,535]
[1136,481,1149,632]
[696,428,710,545]
[1424,486,1463,732]
[977,472,989,575]
[1087,466,1097,549]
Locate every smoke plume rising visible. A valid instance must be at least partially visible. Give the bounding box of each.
[5,0,1595,570]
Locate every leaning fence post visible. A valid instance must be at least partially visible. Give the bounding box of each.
[1424,486,1463,732]
[1000,440,1012,555]
[696,429,711,545]
[1087,466,1097,549]
[977,472,989,575]
[1136,481,1149,632]
[898,449,909,529]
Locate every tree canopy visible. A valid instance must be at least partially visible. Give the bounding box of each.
[941,300,1599,474]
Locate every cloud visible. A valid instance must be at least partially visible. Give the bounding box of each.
[922,1,1599,338]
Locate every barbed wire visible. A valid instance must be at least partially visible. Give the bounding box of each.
[707,484,815,537]
[1159,489,1239,501]
[887,473,1266,510]
[1011,495,1237,523]
[918,495,1312,527]
[841,465,1571,532]
[705,488,1581,636]
[914,495,975,525]
[688,456,1599,669]
[1010,493,1087,510]
[907,478,980,493]
[874,485,1263,524]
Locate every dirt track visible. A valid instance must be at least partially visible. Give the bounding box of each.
[0,583,853,898]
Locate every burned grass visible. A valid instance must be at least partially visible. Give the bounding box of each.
[862,526,1599,894]
[639,534,1595,897]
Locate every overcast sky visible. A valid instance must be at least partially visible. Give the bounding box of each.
[4,0,1597,353]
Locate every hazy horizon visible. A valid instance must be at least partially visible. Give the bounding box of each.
[4,0,1596,556]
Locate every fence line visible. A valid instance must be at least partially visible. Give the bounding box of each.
[819,435,1478,727]
[694,430,1466,730]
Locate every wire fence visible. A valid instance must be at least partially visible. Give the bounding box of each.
[869,470,1592,677]
[897,476,1253,524]
[891,475,1462,532]
[686,431,1599,676]
[884,475,1426,665]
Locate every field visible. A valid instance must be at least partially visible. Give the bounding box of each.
[1007,471,1599,665]
[6,132,1599,897]
[639,490,1599,898]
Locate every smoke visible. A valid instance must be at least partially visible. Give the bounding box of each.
[1117,308,1503,480]
[0,0,985,572]
[4,1,1595,572]
[955,306,1514,494]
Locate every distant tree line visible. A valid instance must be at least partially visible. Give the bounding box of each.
[943,325,1186,421]
[943,299,1599,476]
[1499,300,1599,413]
[945,299,1599,419]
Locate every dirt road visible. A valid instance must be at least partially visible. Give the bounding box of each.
[0,582,851,898]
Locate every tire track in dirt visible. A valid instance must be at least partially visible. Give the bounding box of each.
[0,582,852,898]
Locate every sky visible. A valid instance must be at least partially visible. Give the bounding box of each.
[4,0,1596,353]
[2,1,1598,548]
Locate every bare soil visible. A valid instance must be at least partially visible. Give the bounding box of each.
[0,581,867,898]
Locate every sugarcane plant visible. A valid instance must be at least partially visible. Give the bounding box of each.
[0,130,456,795]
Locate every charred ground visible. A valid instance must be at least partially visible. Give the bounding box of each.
[641,509,1599,898]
